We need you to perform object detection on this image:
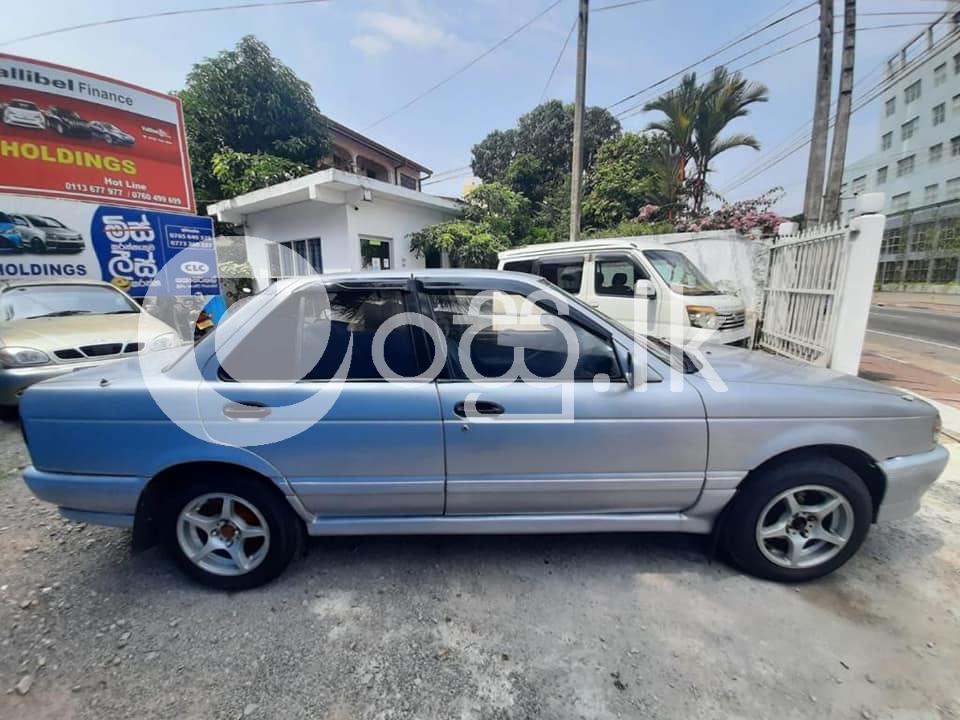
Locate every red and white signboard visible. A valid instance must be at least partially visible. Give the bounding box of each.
[0,53,195,213]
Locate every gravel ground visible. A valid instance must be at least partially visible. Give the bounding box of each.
[1,418,959,720]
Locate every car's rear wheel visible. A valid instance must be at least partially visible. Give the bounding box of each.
[29,238,44,253]
[162,475,301,590]
[721,457,872,582]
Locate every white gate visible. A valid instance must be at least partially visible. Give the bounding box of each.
[758,222,849,366]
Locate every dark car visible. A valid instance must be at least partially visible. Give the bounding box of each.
[0,212,24,252]
[45,106,92,137]
[89,121,135,146]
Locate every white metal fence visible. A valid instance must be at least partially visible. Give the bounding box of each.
[758,222,849,366]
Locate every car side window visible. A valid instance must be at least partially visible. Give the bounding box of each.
[427,288,621,382]
[11,216,27,227]
[219,288,420,382]
[502,260,533,274]
[594,255,648,297]
[534,256,584,295]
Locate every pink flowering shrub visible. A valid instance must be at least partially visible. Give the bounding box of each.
[674,189,784,237]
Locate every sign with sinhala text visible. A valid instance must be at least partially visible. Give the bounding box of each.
[0,52,195,213]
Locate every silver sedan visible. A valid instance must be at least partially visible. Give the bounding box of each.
[19,270,947,589]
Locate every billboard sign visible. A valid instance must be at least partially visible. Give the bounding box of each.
[0,195,216,297]
[0,52,195,213]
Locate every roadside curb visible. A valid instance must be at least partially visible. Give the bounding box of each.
[897,387,960,442]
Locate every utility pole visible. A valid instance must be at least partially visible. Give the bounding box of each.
[802,0,834,227]
[823,0,856,225]
[569,0,589,242]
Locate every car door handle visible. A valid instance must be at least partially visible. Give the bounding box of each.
[222,402,271,420]
[454,400,504,418]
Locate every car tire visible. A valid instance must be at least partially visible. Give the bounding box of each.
[29,238,44,254]
[721,457,872,582]
[161,474,302,591]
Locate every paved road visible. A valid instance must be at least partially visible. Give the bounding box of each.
[868,305,960,349]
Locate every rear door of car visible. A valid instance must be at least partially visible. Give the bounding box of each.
[199,279,445,517]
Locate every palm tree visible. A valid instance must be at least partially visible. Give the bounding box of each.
[689,68,768,212]
[644,68,768,214]
[642,73,700,192]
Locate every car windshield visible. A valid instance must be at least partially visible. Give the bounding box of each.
[58,109,81,120]
[1,285,138,321]
[26,215,65,228]
[10,101,36,110]
[643,249,718,296]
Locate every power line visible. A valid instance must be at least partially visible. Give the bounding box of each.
[0,0,331,48]
[594,0,659,11]
[604,1,816,110]
[364,0,564,131]
[540,15,578,102]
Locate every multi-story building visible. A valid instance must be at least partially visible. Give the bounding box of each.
[840,9,960,290]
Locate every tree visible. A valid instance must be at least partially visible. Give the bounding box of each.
[463,182,532,246]
[582,133,664,229]
[212,150,313,197]
[470,100,621,235]
[690,68,768,212]
[643,68,767,213]
[409,221,509,268]
[178,35,329,205]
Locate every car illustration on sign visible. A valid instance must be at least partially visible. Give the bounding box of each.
[0,212,24,252]
[2,99,45,129]
[16,270,949,591]
[89,121,135,146]
[45,106,92,137]
[8,214,85,254]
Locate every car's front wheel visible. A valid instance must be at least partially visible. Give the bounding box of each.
[722,457,872,582]
[162,475,302,590]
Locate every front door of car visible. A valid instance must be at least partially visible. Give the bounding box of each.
[586,252,659,336]
[420,279,707,515]
[199,281,445,517]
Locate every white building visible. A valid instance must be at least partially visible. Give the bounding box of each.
[840,10,960,220]
[207,122,461,289]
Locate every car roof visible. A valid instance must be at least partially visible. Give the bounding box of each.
[272,268,539,290]
[0,279,120,292]
[498,238,669,260]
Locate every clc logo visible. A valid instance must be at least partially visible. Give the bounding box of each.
[180,261,209,276]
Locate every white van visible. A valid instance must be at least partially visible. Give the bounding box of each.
[497,239,751,346]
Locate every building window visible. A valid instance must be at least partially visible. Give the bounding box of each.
[952,136,960,157]
[876,166,887,185]
[905,80,921,104]
[881,132,892,151]
[911,223,933,253]
[954,94,960,117]
[955,52,960,75]
[877,261,901,284]
[948,177,960,201]
[896,155,915,177]
[851,175,866,194]
[272,238,323,278]
[885,97,896,116]
[904,260,929,283]
[924,184,939,204]
[901,116,919,140]
[399,174,417,190]
[935,63,947,87]
[931,257,958,284]
[942,220,960,248]
[931,143,943,163]
[933,103,946,126]
[892,192,910,211]
[881,227,904,255]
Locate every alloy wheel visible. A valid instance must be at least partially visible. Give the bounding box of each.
[176,493,270,576]
[754,484,855,569]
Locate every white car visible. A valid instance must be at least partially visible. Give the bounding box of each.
[3,99,46,130]
[499,239,751,346]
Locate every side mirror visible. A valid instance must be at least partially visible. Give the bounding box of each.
[634,279,657,299]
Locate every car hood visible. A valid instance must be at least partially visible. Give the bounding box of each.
[0,313,175,351]
[696,344,901,396]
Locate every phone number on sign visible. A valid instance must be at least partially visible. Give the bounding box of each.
[62,182,185,206]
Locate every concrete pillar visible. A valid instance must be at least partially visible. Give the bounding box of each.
[829,193,886,375]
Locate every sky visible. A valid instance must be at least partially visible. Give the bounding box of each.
[1,0,955,215]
